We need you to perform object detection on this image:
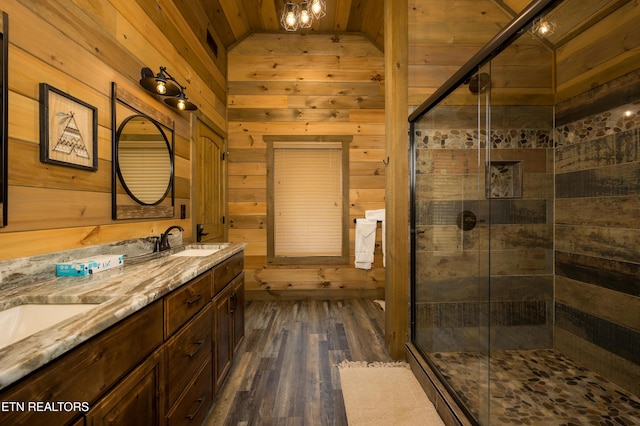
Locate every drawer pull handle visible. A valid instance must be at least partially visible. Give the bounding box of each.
[186,293,203,305]
[187,339,206,358]
[186,397,205,420]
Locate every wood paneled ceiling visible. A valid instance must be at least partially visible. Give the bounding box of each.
[181,1,626,54]
[199,0,386,50]
[177,1,537,53]
[191,1,541,51]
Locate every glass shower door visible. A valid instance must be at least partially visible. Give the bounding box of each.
[411,63,492,424]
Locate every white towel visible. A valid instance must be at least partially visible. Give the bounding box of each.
[365,209,385,267]
[365,209,385,221]
[355,218,377,270]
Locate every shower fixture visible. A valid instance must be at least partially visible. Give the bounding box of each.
[466,72,490,94]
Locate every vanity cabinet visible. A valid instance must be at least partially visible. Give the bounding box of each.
[212,252,245,392]
[0,249,245,426]
[0,300,164,426]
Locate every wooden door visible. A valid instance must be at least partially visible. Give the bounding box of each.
[194,119,226,242]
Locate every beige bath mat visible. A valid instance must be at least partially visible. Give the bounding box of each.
[337,361,444,425]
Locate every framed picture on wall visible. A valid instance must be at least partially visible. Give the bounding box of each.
[39,83,98,171]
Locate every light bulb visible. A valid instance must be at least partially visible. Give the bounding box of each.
[311,0,321,15]
[286,12,296,27]
[310,0,325,19]
[300,10,311,25]
[177,99,185,110]
[532,18,555,39]
[539,22,549,35]
[156,80,166,95]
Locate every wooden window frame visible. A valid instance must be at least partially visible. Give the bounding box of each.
[265,135,351,265]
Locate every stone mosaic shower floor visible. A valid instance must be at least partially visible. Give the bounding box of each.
[429,349,640,425]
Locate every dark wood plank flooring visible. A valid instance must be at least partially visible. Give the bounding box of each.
[205,299,391,425]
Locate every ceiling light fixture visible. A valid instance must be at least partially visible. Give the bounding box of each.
[299,1,313,29]
[531,17,556,39]
[280,0,326,32]
[310,0,326,19]
[140,66,197,111]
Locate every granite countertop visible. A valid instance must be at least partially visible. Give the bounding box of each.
[0,242,245,391]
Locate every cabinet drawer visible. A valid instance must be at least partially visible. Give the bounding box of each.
[165,357,212,426]
[165,271,212,337]
[165,304,212,409]
[0,301,163,426]
[213,251,244,294]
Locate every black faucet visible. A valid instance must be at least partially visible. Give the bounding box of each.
[158,225,184,251]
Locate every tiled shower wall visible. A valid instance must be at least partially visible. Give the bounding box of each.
[413,105,554,352]
[413,100,640,395]
[554,101,640,394]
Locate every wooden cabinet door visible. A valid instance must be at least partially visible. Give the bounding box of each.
[86,348,165,426]
[213,286,232,392]
[231,273,245,353]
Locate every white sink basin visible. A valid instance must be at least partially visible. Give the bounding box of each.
[171,248,223,257]
[0,304,99,349]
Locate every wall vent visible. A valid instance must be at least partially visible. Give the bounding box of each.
[206,29,218,58]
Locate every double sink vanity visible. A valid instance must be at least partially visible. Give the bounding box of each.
[0,241,245,425]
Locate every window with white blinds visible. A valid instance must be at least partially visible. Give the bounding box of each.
[117,139,171,205]
[266,137,350,264]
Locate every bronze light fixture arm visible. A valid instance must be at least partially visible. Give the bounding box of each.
[139,66,198,111]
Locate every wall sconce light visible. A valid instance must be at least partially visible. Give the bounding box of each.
[140,66,197,111]
[280,0,326,31]
[532,17,556,39]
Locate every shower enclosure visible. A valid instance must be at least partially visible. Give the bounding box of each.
[408,0,640,424]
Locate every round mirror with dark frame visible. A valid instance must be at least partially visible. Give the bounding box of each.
[116,114,173,206]
[111,82,175,220]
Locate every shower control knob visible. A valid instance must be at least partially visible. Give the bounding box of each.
[456,210,477,231]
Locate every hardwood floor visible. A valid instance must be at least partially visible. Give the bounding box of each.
[205,299,391,425]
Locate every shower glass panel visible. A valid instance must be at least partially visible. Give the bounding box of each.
[410,0,640,424]
[410,2,555,422]
[411,60,494,423]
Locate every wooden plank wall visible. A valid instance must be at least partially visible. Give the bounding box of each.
[408,0,522,108]
[227,33,386,300]
[0,0,226,260]
[555,0,640,104]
